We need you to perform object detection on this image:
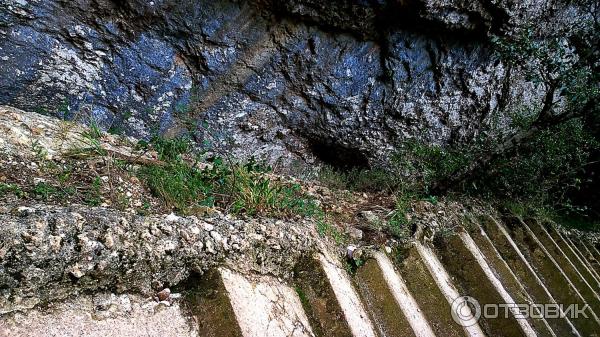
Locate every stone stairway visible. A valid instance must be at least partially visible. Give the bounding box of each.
[3,215,600,337]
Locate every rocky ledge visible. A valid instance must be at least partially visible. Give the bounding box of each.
[0,204,319,314]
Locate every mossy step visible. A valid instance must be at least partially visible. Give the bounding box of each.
[433,230,532,337]
[180,270,244,337]
[499,217,600,336]
[464,220,556,337]
[576,239,600,276]
[317,253,378,337]
[544,224,600,293]
[476,215,581,337]
[525,220,600,314]
[293,255,355,337]
[353,257,418,337]
[393,245,468,337]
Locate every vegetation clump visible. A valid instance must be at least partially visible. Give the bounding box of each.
[137,136,323,219]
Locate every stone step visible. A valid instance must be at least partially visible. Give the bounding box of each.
[433,228,535,337]
[414,241,487,337]
[353,256,418,337]
[544,224,600,293]
[525,220,600,314]
[463,219,556,337]
[391,245,468,337]
[476,215,582,337]
[498,216,600,335]
[573,237,600,276]
[219,268,314,337]
[372,251,437,337]
[293,255,356,337]
[3,218,600,337]
[317,253,378,337]
[578,239,600,275]
[181,269,244,337]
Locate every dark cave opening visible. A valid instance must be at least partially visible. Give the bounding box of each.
[309,139,370,171]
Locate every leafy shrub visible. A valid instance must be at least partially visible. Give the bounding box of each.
[138,157,223,212]
[470,118,598,209]
[390,140,476,193]
[228,164,320,217]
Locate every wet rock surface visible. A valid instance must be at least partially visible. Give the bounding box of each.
[0,0,592,170]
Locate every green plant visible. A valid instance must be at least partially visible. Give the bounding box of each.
[151,135,191,161]
[228,165,320,217]
[0,183,25,198]
[33,182,59,201]
[344,257,365,275]
[422,195,438,205]
[65,121,107,158]
[472,119,598,208]
[57,99,70,117]
[391,140,476,193]
[316,219,330,237]
[294,286,310,308]
[387,190,415,238]
[108,125,123,135]
[31,140,48,162]
[138,136,326,219]
[85,176,103,206]
[35,107,50,116]
[139,160,217,211]
[108,111,133,135]
[83,120,102,141]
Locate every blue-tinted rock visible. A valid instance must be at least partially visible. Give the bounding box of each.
[0,0,589,170]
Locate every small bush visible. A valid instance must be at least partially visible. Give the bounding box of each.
[470,118,598,209]
[390,140,476,193]
[85,176,103,206]
[138,160,219,212]
[150,136,191,161]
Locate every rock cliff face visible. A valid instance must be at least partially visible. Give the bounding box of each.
[0,0,590,170]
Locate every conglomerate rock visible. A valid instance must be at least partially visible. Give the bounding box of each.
[0,204,317,313]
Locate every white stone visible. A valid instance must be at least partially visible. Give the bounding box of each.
[165,213,179,222]
[318,253,377,337]
[219,268,314,337]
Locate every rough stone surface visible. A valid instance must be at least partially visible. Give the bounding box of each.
[0,293,197,337]
[0,204,317,314]
[220,268,315,337]
[0,0,593,170]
